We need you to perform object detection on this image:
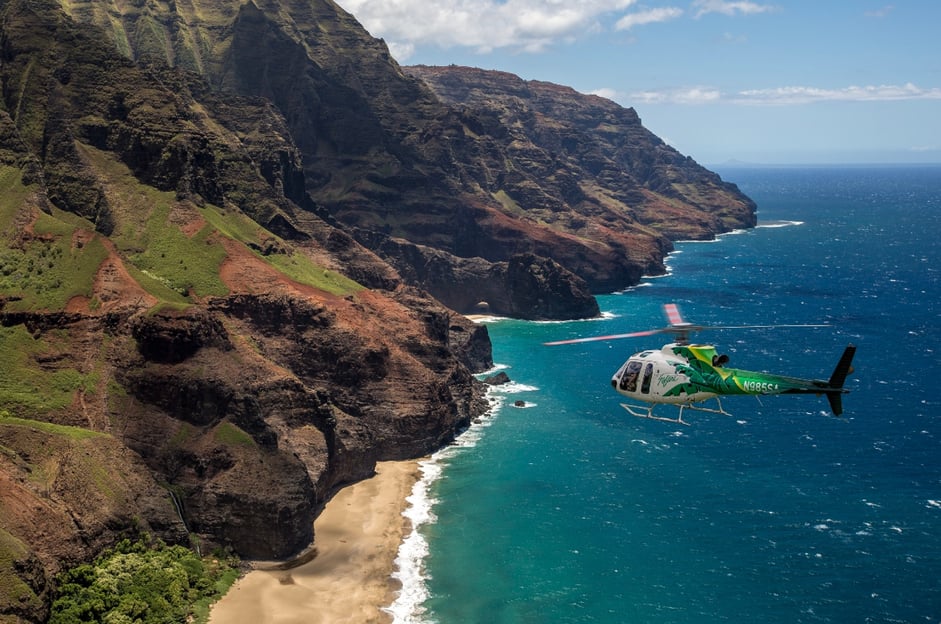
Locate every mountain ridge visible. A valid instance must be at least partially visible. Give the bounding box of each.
[0,0,755,620]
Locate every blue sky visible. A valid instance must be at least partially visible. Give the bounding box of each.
[337,0,941,165]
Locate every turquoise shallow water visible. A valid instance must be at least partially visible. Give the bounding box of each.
[389,166,941,624]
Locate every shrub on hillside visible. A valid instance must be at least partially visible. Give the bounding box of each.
[50,537,238,624]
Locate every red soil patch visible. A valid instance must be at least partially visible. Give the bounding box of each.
[87,235,158,313]
[217,237,338,305]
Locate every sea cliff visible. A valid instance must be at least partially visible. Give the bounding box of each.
[0,0,755,619]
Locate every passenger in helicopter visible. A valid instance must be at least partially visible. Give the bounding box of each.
[619,361,642,391]
[712,353,730,367]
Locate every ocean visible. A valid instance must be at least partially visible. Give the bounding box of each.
[387,165,941,624]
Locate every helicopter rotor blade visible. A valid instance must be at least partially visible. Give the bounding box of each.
[543,329,662,346]
[543,300,831,347]
[664,303,685,326]
[700,324,831,330]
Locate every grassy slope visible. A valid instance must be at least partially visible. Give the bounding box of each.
[0,145,362,316]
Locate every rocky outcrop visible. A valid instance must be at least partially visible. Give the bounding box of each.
[361,233,600,319]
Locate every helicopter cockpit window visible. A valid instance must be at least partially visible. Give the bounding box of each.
[619,361,643,392]
[641,363,654,394]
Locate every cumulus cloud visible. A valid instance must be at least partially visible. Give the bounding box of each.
[339,0,638,57]
[615,7,684,30]
[338,0,781,59]
[623,83,941,105]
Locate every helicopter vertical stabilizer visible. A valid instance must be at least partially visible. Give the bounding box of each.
[825,345,856,415]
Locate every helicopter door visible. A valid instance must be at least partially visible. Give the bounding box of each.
[640,363,654,394]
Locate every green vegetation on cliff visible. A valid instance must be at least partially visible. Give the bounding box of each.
[49,538,238,624]
[0,326,99,416]
[0,529,44,618]
[0,167,110,311]
[0,412,104,440]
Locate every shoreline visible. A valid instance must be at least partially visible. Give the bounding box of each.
[208,460,421,624]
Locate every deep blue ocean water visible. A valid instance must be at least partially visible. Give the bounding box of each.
[388,166,941,624]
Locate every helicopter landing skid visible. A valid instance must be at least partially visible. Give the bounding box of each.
[620,398,731,425]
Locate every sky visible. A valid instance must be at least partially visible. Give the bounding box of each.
[336,0,941,165]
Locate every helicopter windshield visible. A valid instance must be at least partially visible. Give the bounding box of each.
[618,361,643,392]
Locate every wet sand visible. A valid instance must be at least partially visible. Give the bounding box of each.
[209,460,420,624]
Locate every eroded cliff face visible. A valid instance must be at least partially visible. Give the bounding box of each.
[0,287,488,619]
[0,0,758,619]
[0,267,490,621]
[49,0,756,317]
[404,66,759,288]
[0,0,489,620]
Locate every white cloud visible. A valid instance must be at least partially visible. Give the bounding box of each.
[385,40,415,61]
[616,83,941,106]
[615,7,683,30]
[692,0,777,18]
[588,87,619,101]
[627,86,723,104]
[339,0,779,60]
[733,83,941,105]
[622,83,941,106]
[339,0,638,59]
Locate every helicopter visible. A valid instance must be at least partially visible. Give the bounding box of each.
[545,304,856,425]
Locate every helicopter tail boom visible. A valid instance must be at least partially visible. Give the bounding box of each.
[739,344,856,415]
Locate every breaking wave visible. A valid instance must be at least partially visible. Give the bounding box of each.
[385,381,532,622]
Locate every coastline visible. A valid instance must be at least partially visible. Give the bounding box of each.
[208,460,421,624]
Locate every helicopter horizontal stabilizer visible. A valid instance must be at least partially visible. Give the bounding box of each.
[827,393,844,417]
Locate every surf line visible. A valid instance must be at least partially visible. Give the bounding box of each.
[384,381,529,622]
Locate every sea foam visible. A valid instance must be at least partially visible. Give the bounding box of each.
[385,384,521,622]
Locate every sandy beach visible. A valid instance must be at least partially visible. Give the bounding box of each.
[209,460,420,624]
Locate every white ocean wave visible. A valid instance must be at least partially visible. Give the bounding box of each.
[477,363,509,376]
[468,314,509,324]
[385,460,439,624]
[490,381,539,394]
[533,311,619,325]
[675,237,724,244]
[386,387,505,623]
[617,281,654,292]
[757,220,804,228]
